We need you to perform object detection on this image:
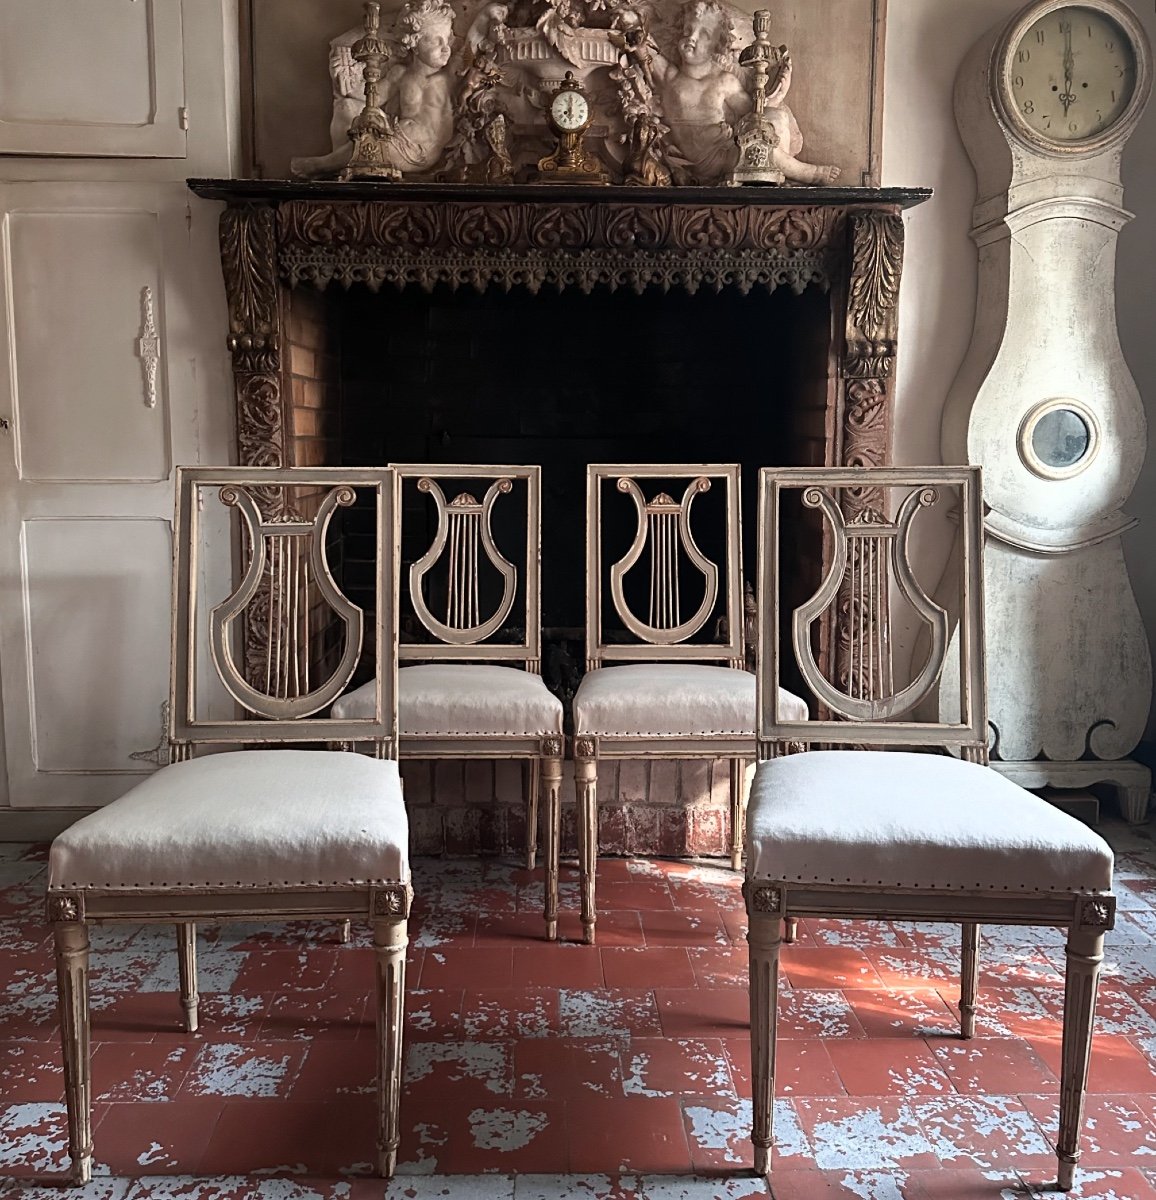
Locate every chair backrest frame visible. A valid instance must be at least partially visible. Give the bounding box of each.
[757,465,987,755]
[393,463,542,669]
[170,466,398,754]
[586,463,744,670]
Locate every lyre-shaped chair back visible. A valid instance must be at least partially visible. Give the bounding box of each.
[170,466,397,752]
[757,466,986,754]
[586,464,743,668]
[396,464,541,666]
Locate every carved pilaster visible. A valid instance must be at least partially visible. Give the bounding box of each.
[220,204,287,685]
[836,209,903,696]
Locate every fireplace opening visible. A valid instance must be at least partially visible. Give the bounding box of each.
[299,279,836,703]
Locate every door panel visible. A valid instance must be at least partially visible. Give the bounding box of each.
[0,1,186,158]
[0,182,204,808]
[9,209,170,483]
[22,517,171,777]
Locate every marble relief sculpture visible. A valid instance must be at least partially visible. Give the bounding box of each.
[291,0,841,187]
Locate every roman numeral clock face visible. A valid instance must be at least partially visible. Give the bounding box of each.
[1010,6,1137,143]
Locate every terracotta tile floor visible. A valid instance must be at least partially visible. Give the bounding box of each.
[4,815,1156,1198]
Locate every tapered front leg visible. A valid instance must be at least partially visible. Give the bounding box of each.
[959,922,979,1039]
[176,922,199,1033]
[575,751,598,945]
[729,758,746,872]
[374,915,409,1179]
[747,908,783,1181]
[541,753,562,941]
[526,758,541,871]
[54,922,93,1185]
[1057,926,1105,1190]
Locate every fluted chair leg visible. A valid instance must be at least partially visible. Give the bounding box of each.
[959,922,979,1039]
[575,752,598,945]
[54,922,93,1185]
[729,758,746,872]
[525,758,540,871]
[374,915,409,1179]
[176,921,199,1034]
[748,909,783,1182]
[1056,927,1105,1190]
[541,753,562,941]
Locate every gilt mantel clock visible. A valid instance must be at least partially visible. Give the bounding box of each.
[942,0,1153,819]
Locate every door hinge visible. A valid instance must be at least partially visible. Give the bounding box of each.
[179,106,190,131]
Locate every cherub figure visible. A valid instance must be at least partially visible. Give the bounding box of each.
[378,0,457,174]
[609,7,659,105]
[291,0,457,180]
[651,0,750,184]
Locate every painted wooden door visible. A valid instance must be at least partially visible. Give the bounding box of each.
[0,181,208,808]
[0,1,187,158]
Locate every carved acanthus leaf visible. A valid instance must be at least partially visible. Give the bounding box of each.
[220,205,281,374]
[847,212,904,342]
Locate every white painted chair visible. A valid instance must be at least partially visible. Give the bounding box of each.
[332,466,564,939]
[571,464,807,945]
[46,467,411,1183]
[747,466,1115,1190]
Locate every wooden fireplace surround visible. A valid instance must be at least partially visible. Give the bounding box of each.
[188,177,930,705]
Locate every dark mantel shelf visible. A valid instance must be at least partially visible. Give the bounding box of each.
[188,177,932,211]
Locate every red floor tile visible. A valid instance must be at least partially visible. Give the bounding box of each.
[1025,1031,1156,1093]
[93,1040,195,1102]
[780,946,884,989]
[655,987,750,1039]
[602,947,696,989]
[777,988,868,1039]
[826,1039,955,1096]
[94,1098,224,1174]
[620,1036,734,1099]
[724,1037,847,1099]
[512,945,605,989]
[419,945,514,990]
[461,987,562,1039]
[930,1037,1058,1095]
[843,987,960,1039]
[558,987,663,1038]
[567,1094,691,1173]
[1021,1093,1156,1164]
[513,1036,622,1100]
[688,943,749,988]
[0,1040,64,1101]
[640,910,728,948]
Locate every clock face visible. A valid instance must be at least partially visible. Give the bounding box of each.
[550,88,589,132]
[1010,6,1137,143]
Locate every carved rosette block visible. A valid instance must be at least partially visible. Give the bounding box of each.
[371,883,414,918]
[835,210,903,698]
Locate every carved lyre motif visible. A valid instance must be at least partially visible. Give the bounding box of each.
[210,485,363,719]
[610,477,719,646]
[410,477,517,645]
[794,485,946,720]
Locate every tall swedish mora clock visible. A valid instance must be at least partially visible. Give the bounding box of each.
[941,0,1154,820]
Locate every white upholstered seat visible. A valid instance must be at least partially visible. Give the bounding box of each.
[746,750,1113,894]
[574,663,805,738]
[334,663,563,738]
[49,751,409,893]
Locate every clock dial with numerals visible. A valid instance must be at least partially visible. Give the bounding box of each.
[550,89,589,132]
[1010,5,1137,142]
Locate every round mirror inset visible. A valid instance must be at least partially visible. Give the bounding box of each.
[1019,398,1101,480]
[1032,408,1090,469]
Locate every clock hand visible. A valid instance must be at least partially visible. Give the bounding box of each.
[1061,22,1076,115]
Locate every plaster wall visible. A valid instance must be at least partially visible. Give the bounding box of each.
[883,0,1156,740]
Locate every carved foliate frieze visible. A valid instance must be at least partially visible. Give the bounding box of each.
[275,200,841,296]
[220,204,281,375]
